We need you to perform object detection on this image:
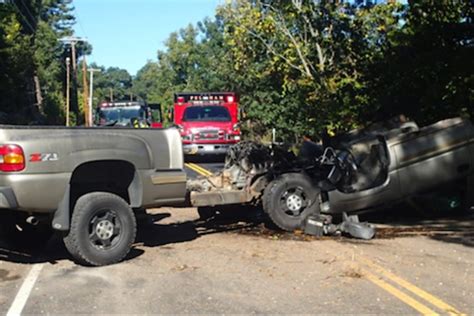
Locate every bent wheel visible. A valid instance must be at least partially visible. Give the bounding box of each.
[64,192,136,266]
[263,173,320,231]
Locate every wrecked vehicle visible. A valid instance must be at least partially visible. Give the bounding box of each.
[188,117,474,239]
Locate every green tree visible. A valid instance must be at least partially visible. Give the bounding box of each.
[368,0,473,124]
[91,64,133,105]
[0,0,78,125]
[132,0,472,141]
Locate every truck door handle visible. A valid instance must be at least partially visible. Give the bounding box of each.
[457,164,470,173]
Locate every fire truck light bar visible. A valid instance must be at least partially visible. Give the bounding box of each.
[100,101,144,108]
[174,92,238,104]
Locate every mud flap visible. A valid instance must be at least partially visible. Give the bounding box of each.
[52,185,70,231]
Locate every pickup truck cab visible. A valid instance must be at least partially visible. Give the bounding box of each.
[0,126,186,266]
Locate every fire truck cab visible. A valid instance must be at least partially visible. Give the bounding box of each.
[173,92,241,155]
[95,100,162,128]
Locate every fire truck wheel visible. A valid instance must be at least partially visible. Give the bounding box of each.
[263,173,320,231]
[64,192,136,266]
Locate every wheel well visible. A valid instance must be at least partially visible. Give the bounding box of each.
[70,160,136,211]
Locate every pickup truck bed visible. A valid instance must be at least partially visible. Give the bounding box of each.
[0,126,186,265]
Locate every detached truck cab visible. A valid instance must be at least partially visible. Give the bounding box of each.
[173,92,241,155]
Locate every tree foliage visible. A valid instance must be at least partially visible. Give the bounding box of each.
[1,1,472,134]
[0,0,78,125]
[134,0,472,141]
[88,64,133,104]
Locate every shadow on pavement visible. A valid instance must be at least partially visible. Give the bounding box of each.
[1,203,472,266]
[360,204,474,247]
[135,206,267,248]
[0,235,70,265]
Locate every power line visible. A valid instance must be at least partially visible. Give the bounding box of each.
[72,4,95,63]
[18,0,37,28]
[11,1,35,34]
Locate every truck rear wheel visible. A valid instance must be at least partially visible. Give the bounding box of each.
[64,192,136,266]
[263,173,320,231]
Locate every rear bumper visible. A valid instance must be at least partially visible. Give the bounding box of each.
[183,144,232,155]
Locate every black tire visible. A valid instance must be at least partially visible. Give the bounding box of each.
[263,173,320,231]
[64,192,136,266]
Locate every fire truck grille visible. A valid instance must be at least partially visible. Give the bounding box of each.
[198,130,220,140]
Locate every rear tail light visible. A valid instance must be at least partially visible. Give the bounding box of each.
[0,144,25,172]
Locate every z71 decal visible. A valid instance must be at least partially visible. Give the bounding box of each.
[29,153,59,162]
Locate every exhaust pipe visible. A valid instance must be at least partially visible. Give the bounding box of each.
[26,216,39,225]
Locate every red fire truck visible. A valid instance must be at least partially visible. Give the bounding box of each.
[95,100,162,128]
[173,92,241,155]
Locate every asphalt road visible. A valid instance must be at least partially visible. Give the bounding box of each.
[1,160,473,314]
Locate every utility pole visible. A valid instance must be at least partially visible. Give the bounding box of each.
[82,57,89,126]
[60,36,87,121]
[60,36,87,68]
[71,41,77,73]
[65,57,70,127]
[88,68,101,126]
[109,88,114,103]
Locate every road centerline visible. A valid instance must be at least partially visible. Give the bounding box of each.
[358,257,464,315]
[318,239,465,315]
[185,163,213,176]
[361,267,439,315]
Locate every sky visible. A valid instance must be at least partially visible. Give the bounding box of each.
[73,0,222,76]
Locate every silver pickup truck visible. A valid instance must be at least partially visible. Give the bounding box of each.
[0,126,186,266]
